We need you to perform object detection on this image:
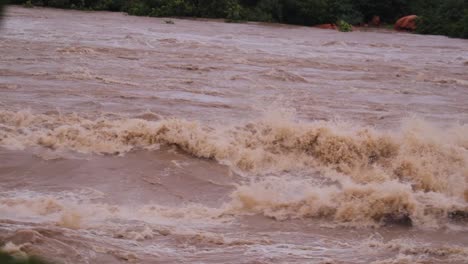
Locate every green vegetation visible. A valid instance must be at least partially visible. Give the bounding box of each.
[337,19,352,32]
[413,0,468,39]
[1,0,8,18]
[226,0,244,22]
[5,0,468,38]
[0,251,50,264]
[22,0,33,7]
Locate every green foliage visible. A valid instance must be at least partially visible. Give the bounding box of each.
[463,11,468,38]
[125,1,149,15]
[353,0,409,23]
[0,0,5,12]
[226,0,245,22]
[414,0,468,38]
[328,0,363,25]
[243,0,282,22]
[337,19,352,31]
[0,251,50,264]
[23,0,34,7]
[45,0,72,9]
[93,0,124,11]
[197,0,232,18]
[279,0,330,26]
[148,0,195,17]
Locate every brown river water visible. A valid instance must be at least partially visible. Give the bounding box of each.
[1,6,468,264]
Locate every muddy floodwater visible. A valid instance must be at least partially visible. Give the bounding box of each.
[1,6,468,264]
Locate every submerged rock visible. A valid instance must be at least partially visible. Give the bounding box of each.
[448,210,468,221]
[382,213,413,227]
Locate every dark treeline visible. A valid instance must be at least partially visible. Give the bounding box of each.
[7,0,468,38]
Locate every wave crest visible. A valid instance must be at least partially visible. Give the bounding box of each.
[1,110,467,226]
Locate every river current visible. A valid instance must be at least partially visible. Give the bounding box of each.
[1,6,468,264]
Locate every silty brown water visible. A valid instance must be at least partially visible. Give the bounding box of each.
[1,6,468,264]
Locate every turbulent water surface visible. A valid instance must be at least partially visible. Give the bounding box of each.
[1,6,468,264]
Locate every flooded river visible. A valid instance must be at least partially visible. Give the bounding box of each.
[1,6,468,264]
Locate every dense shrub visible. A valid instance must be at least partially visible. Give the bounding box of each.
[353,0,410,23]
[197,0,232,18]
[277,0,328,25]
[147,0,195,17]
[414,0,468,38]
[93,0,124,11]
[1,0,8,16]
[337,19,352,31]
[243,0,283,22]
[226,0,245,22]
[327,0,363,25]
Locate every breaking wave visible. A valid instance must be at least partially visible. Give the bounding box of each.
[0,109,467,227]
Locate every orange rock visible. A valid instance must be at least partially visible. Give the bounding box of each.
[315,24,337,30]
[371,16,381,27]
[394,15,418,31]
